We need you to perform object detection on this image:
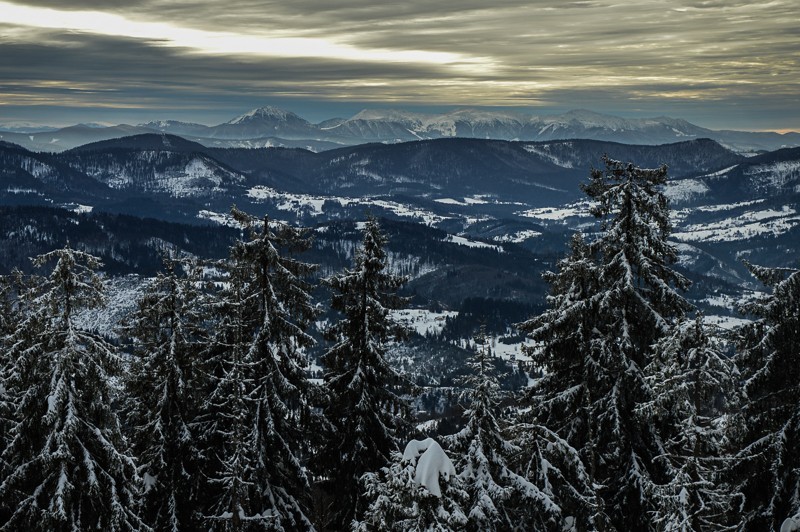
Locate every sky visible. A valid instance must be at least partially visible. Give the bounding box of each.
[0,0,798,131]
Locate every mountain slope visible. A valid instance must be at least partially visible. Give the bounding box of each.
[61,135,246,198]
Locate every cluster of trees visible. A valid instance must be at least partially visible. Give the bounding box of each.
[513,157,800,530]
[0,156,798,531]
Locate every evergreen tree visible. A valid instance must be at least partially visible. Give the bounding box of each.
[356,439,467,531]
[318,216,412,529]
[449,327,568,530]
[640,315,737,530]
[203,261,263,530]
[201,208,318,531]
[125,258,208,531]
[508,419,606,531]
[0,245,144,531]
[517,232,598,448]
[520,156,691,529]
[730,263,800,531]
[0,272,28,525]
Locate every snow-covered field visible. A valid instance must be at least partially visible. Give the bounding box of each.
[674,206,800,242]
[493,229,542,243]
[664,178,709,202]
[390,309,458,337]
[247,186,450,226]
[443,234,503,252]
[517,202,592,222]
[703,314,752,330]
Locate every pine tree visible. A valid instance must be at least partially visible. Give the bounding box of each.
[201,208,318,531]
[449,327,568,530]
[356,439,467,531]
[520,156,691,529]
[318,216,412,529]
[640,315,738,530]
[730,263,800,531]
[125,258,208,531]
[0,244,144,531]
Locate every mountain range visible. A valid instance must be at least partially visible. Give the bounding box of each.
[2,133,798,303]
[2,107,798,154]
[0,134,746,210]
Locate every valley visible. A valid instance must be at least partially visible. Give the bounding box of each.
[2,129,798,393]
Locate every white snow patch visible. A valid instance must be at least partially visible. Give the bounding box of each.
[745,161,800,194]
[695,199,766,213]
[69,204,93,214]
[780,515,800,532]
[517,202,593,221]
[700,165,738,178]
[493,229,542,243]
[703,315,752,330]
[390,309,457,337]
[416,419,439,433]
[522,144,574,168]
[664,179,709,202]
[247,186,449,226]
[403,438,456,498]
[142,472,157,494]
[674,206,800,242]
[197,210,238,227]
[444,234,503,252]
[434,195,494,206]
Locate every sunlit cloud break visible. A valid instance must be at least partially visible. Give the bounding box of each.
[0,1,485,70]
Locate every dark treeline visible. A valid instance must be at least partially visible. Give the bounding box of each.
[1,158,799,531]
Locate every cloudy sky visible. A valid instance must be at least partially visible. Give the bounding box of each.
[1,0,798,130]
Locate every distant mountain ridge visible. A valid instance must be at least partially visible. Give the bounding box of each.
[2,107,798,154]
[0,134,750,220]
[2,133,799,305]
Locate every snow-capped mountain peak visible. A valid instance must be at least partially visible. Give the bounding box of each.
[543,109,630,129]
[227,106,297,125]
[444,108,523,123]
[348,109,428,123]
[139,120,207,130]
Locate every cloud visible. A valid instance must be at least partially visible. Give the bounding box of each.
[0,0,798,130]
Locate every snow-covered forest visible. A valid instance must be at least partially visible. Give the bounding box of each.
[1,157,798,531]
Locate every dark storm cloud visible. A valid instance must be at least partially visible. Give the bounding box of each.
[0,0,798,130]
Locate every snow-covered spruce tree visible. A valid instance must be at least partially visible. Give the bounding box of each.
[318,216,412,529]
[124,258,208,531]
[0,273,22,443]
[202,208,318,531]
[639,315,738,530]
[0,272,29,526]
[202,262,263,530]
[520,156,691,529]
[356,438,467,531]
[517,232,599,449]
[448,327,568,530]
[508,418,606,531]
[0,245,144,531]
[729,263,800,531]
